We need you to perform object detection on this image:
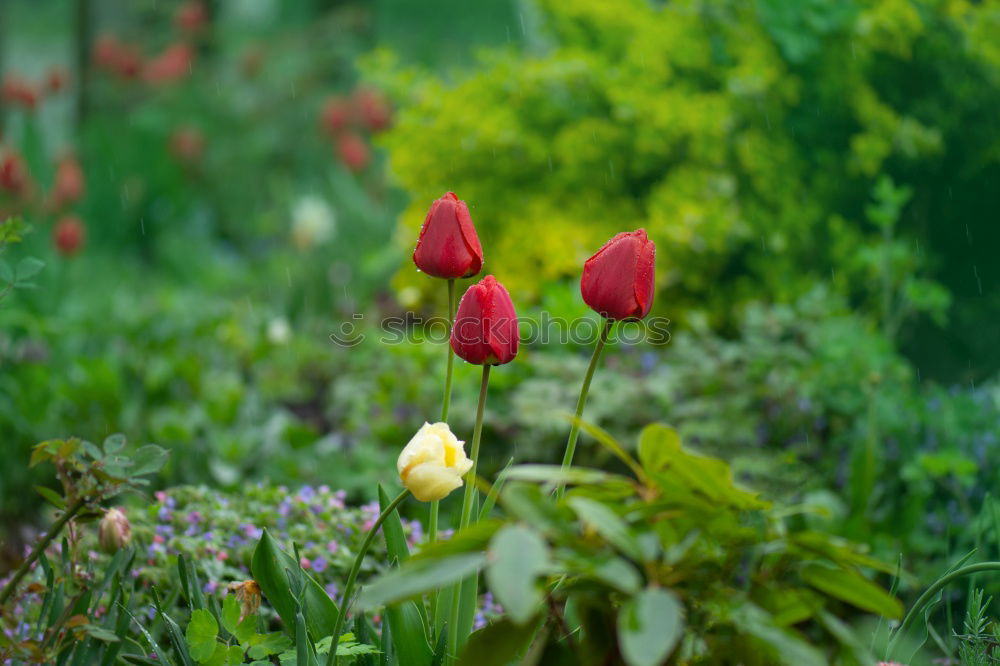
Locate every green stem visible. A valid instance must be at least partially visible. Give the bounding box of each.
[328,489,410,666]
[429,278,456,634]
[887,561,1000,660]
[0,497,86,607]
[447,364,491,663]
[556,319,613,499]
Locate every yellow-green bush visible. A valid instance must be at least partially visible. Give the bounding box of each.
[368,0,999,334]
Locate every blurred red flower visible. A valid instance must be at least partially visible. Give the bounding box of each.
[354,87,392,132]
[336,133,370,172]
[53,215,85,256]
[0,151,32,197]
[175,1,208,33]
[45,67,68,94]
[1,75,40,111]
[50,155,85,210]
[144,43,194,84]
[320,96,354,136]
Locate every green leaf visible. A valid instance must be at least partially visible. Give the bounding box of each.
[378,485,410,564]
[734,603,826,666]
[34,485,66,509]
[485,525,550,625]
[385,601,432,666]
[246,632,292,659]
[504,465,627,487]
[103,434,127,454]
[458,618,538,665]
[637,423,680,474]
[251,530,339,640]
[567,496,643,562]
[185,609,219,663]
[234,614,257,644]
[617,588,684,666]
[15,257,43,281]
[800,564,902,618]
[221,595,241,635]
[129,445,170,477]
[358,553,487,610]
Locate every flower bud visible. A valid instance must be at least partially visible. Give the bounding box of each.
[450,275,519,365]
[580,229,655,320]
[397,423,473,502]
[99,508,132,554]
[412,192,483,279]
[50,155,85,209]
[320,96,353,135]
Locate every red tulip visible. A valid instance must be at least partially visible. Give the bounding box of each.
[53,216,85,256]
[580,229,655,320]
[175,1,208,33]
[51,155,85,209]
[336,132,370,171]
[412,192,483,279]
[144,43,194,84]
[320,96,353,135]
[1,75,40,111]
[450,275,519,365]
[354,87,392,132]
[0,151,31,197]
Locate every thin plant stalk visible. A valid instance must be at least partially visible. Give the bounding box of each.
[328,489,410,666]
[428,278,457,546]
[887,561,1000,660]
[556,318,613,499]
[447,364,491,662]
[428,278,456,634]
[0,497,86,606]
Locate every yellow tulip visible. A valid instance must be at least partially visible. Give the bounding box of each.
[397,422,473,502]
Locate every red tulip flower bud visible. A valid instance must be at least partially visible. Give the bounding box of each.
[51,155,85,209]
[580,229,655,320]
[412,192,483,279]
[450,275,519,365]
[320,96,353,135]
[53,215,85,256]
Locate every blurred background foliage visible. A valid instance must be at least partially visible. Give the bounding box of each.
[0,0,998,631]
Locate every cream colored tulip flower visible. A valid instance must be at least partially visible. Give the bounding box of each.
[397,422,473,502]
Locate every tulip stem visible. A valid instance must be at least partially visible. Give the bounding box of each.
[447,364,491,663]
[328,488,410,666]
[428,278,456,636]
[556,318,613,500]
[429,279,456,546]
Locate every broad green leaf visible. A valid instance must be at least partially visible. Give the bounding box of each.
[485,525,550,625]
[638,424,767,510]
[185,609,219,663]
[130,445,170,477]
[233,614,257,644]
[617,588,683,666]
[637,424,680,474]
[103,434,127,454]
[567,496,643,562]
[458,618,538,665]
[734,603,826,666]
[221,595,240,635]
[15,257,44,281]
[358,553,487,609]
[251,530,339,640]
[800,564,902,618]
[385,601,432,666]
[412,520,502,561]
[247,632,292,659]
[574,418,645,480]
